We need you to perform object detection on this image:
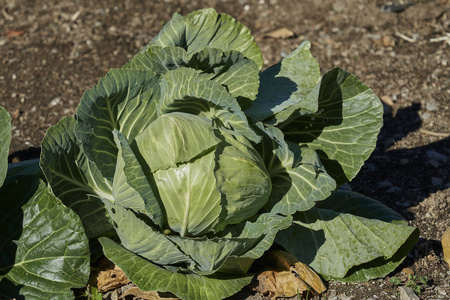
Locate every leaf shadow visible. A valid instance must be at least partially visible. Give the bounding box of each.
[0,176,40,297]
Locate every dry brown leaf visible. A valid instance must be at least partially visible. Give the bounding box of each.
[443,227,450,268]
[256,270,310,299]
[97,265,131,293]
[122,287,179,300]
[264,28,295,39]
[254,250,326,299]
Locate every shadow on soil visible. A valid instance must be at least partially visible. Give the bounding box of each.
[354,103,449,209]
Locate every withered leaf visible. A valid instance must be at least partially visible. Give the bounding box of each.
[255,250,326,299]
[97,265,131,293]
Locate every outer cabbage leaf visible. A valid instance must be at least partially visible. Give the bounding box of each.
[167,234,260,275]
[0,106,11,186]
[75,68,160,180]
[255,124,336,215]
[103,201,193,266]
[126,46,259,109]
[146,8,263,70]
[281,68,383,185]
[246,41,320,122]
[159,67,260,142]
[40,116,114,238]
[214,129,271,229]
[113,130,163,226]
[100,237,253,300]
[0,177,90,299]
[218,213,293,274]
[275,191,419,281]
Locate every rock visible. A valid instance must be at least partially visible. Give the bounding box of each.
[426,99,438,111]
[431,177,443,187]
[378,180,393,189]
[387,186,402,193]
[332,0,346,12]
[426,150,447,163]
[399,286,419,300]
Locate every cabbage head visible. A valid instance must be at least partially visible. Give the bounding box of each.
[39,8,419,300]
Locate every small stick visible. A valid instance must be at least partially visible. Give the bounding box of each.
[419,128,450,137]
[1,8,14,21]
[429,33,450,43]
[395,31,416,43]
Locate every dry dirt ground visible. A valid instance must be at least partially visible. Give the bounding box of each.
[1,0,449,299]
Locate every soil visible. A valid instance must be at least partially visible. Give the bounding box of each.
[1,0,449,299]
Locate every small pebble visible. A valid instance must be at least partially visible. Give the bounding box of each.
[431,177,443,187]
[399,158,409,165]
[378,181,393,189]
[426,99,438,111]
[399,286,419,300]
[387,186,402,193]
[426,150,447,162]
[50,97,61,106]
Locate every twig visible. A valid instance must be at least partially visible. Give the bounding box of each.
[395,31,416,43]
[1,8,14,21]
[70,8,83,22]
[419,128,450,137]
[429,33,450,43]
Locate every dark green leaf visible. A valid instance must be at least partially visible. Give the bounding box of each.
[276,191,419,281]
[147,9,263,69]
[0,177,90,299]
[100,237,253,300]
[280,68,383,185]
[75,69,160,180]
[256,124,336,215]
[0,106,11,186]
[246,41,320,122]
[40,116,114,238]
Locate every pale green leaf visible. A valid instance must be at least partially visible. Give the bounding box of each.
[0,106,11,186]
[0,177,90,299]
[214,129,271,229]
[103,201,192,266]
[135,112,220,171]
[147,8,263,69]
[276,191,419,281]
[246,41,320,122]
[126,46,260,110]
[113,130,163,226]
[154,151,222,237]
[40,116,114,238]
[159,67,260,142]
[167,234,260,275]
[100,237,254,300]
[75,68,160,179]
[218,213,293,274]
[281,68,383,185]
[255,124,336,215]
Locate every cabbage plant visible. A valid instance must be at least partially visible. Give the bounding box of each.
[1,8,419,300]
